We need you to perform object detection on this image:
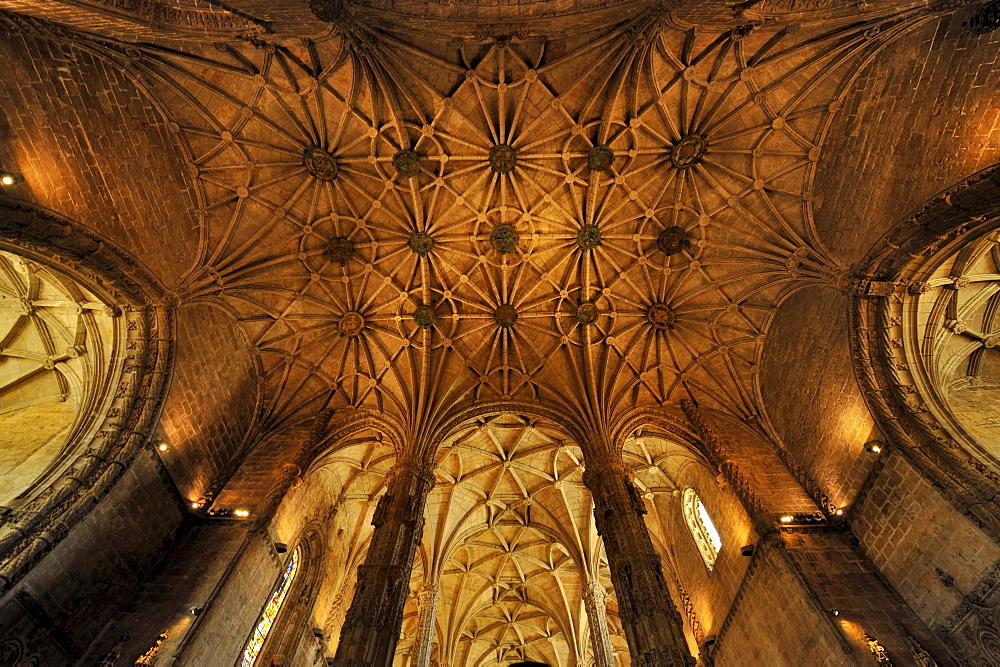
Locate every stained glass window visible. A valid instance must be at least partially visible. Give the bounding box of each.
[239,546,301,666]
[682,488,722,570]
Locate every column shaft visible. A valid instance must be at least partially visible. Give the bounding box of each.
[584,453,694,666]
[413,584,440,667]
[334,459,434,666]
[583,582,615,667]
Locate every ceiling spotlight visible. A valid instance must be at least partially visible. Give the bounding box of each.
[157,443,168,452]
[779,515,794,523]
[190,501,201,509]
[828,608,840,616]
[835,508,845,516]
[0,171,22,186]
[864,440,884,454]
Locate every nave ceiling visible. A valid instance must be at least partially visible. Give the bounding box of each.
[37,2,945,448]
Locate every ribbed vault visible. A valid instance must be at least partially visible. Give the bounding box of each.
[0,250,115,505]
[393,415,627,666]
[910,231,1000,466]
[108,4,937,452]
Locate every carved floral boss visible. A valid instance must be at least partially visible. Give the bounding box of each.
[305,137,699,338]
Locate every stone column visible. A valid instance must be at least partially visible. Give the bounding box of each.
[413,584,440,667]
[584,452,694,666]
[583,581,615,667]
[334,459,435,666]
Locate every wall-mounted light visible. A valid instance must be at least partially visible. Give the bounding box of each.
[864,440,884,454]
[190,501,202,509]
[0,171,22,186]
[234,509,250,518]
[828,608,840,617]
[157,443,169,452]
[834,508,845,517]
[274,542,289,554]
[703,635,717,647]
[740,544,755,557]
[779,515,794,524]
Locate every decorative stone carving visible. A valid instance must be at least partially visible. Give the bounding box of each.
[669,135,707,169]
[413,584,441,667]
[488,144,517,174]
[583,451,694,666]
[588,145,615,171]
[576,302,599,325]
[583,582,615,667]
[393,150,421,178]
[408,231,435,256]
[657,227,692,256]
[494,304,518,328]
[647,303,676,331]
[338,312,365,337]
[303,146,339,181]
[325,237,355,266]
[334,459,435,666]
[489,223,520,254]
[969,1,1000,34]
[413,304,437,329]
[576,224,603,250]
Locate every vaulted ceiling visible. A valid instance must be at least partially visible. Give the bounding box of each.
[75,2,942,445]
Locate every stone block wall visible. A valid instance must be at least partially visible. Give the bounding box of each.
[0,451,184,664]
[853,452,1000,660]
[710,542,852,666]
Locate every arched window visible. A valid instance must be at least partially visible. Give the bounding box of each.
[682,488,722,570]
[239,546,301,666]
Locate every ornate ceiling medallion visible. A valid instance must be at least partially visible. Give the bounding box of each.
[657,227,692,256]
[490,223,520,254]
[576,225,602,250]
[413,304,437,329]
[489,144,517,174]
[647,303,676,331]
[392,150,420,178]
[669,135,707,169]
[325,237,356,266]
[576,302,599,325]
[303,146,339,181]
[588,145,615,171]
[338,311,365,337]
[494,304,518,328]
[408,231,435,256]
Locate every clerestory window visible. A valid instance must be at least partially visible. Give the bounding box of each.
[239,545,301,666]
[682,488,722,571]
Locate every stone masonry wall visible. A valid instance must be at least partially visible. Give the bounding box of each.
[0,451,184,663]
[853,453,1000,643]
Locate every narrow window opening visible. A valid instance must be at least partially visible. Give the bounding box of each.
[683,488,722,570]
[239,545,301,666]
